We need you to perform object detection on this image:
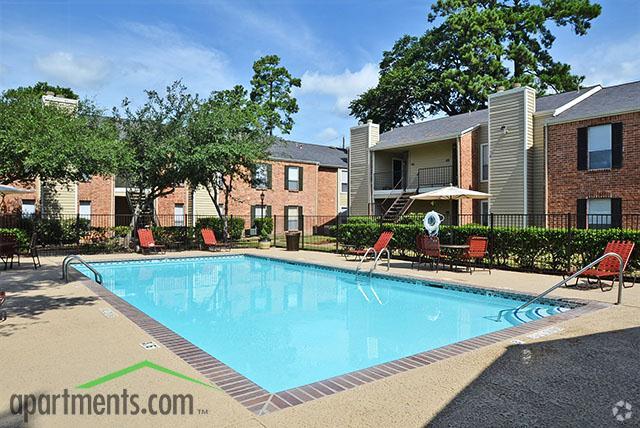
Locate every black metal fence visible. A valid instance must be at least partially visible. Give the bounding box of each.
[2,212,640,270]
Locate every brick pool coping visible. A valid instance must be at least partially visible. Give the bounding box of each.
[74,254,609,416]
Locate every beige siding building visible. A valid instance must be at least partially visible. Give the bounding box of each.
[348,82,625,225]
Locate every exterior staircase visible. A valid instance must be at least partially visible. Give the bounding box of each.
[125,189,157,226]
[381,191,415,222]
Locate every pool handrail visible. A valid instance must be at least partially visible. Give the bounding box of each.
[61,255,103,284]
[515,252,624,313]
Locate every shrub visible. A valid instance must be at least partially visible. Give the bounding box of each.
[195,217,245,241]
[0,228,29,250]
[336,219,640,273]
[151,226,196,248]
[254,217,273,240]
[111,226,131,238]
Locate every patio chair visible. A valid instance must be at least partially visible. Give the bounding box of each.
[16,232,41,270]
[201,228,230,252]
[136,228,166,254]
[571,240,635,291]
[413,233,442,272]
[459,236,489,274]
[0,233,17,270]
[343,231,394,261]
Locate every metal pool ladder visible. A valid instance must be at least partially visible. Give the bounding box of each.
[61,255,103,284]
[355,247,391,275]
[515,252,624,313]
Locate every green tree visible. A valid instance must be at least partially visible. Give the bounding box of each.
[113,81,197,227]
[250,54,301,135]
[351,0,601,131]
[186,85,273,239]
[0,84,119,186]
[3,81,79,100]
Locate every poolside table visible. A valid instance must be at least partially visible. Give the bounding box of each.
[440,244,470,271]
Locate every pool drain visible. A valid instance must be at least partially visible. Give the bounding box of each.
[140,341,159,350]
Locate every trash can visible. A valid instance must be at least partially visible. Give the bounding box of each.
[285,231,301,251]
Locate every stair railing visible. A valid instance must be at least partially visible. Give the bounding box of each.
[515,252,625,313]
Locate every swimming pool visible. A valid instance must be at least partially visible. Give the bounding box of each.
[74,255,570,392]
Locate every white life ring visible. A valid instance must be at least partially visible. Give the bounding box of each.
[423,211,444,236]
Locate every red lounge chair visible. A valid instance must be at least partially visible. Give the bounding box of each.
[459,236,489,274]
[573,240,635,291]
[413,233,442,271]
[136,229,166,254]
[201,228,230,251]
[343,231,394,261]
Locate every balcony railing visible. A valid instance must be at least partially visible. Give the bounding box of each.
[373,172,404,191]
[417,165,454,188]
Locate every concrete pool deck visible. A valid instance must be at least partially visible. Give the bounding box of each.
[1,248,639,427]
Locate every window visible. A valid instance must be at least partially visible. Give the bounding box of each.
[480,143,489,182]
[480,201,489,226]
[340,170,348,193]
[252,205,271,220]
[285,166,302,191]
[253,164,271,189]
[587,199,611,229]
[285,206,302,231]
[79,201,91,220]
[21,200,36,218]
[588,124,612,170]
[174,203,185,226]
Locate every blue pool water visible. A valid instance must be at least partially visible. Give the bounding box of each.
[74,255,568,392]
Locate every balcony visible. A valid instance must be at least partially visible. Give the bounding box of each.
[417,165,454,188]
[373,172,404,191]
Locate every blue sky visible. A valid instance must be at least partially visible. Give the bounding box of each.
[1,0,638,146]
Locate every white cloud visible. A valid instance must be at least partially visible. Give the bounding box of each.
[299,63,379,116]
[315,127,339,142]
[571,33,640,86]
[1,21,232,104]
[35,52,111,88]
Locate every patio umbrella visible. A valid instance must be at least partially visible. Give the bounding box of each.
[0,185,34,213]
[410,185,491,201]
[410,185,491,243]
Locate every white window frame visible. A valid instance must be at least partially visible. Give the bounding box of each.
[340,170,348,193]
[174,203,185,226]
[253,205,269,219]
[587,124,612,170]
[287,206,301,230]
[587,198,611,229]
[287,166,300,191]
[21,199,36,218]
[255,164,268,189]
[79,201,91,220]
[480,143,489,182]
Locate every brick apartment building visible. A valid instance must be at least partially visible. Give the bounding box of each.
[349,80,639,228]
[2,138,348,234]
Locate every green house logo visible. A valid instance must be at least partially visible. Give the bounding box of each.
[76,360,218,390]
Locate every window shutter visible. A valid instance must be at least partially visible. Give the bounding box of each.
[251,171,257,188]
[612,123,623,169]
[611,198,622,228]
[284,205,289,231]
[284,167,289,190]
[576,199,587,229]
[298,206,303,231]
[266,205,272,218]
[250,205,256,227]
[266,164,273,189]
[577,127,588,170]
[298,167,304,191]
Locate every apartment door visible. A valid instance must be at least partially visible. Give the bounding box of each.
[392,158,404,189]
